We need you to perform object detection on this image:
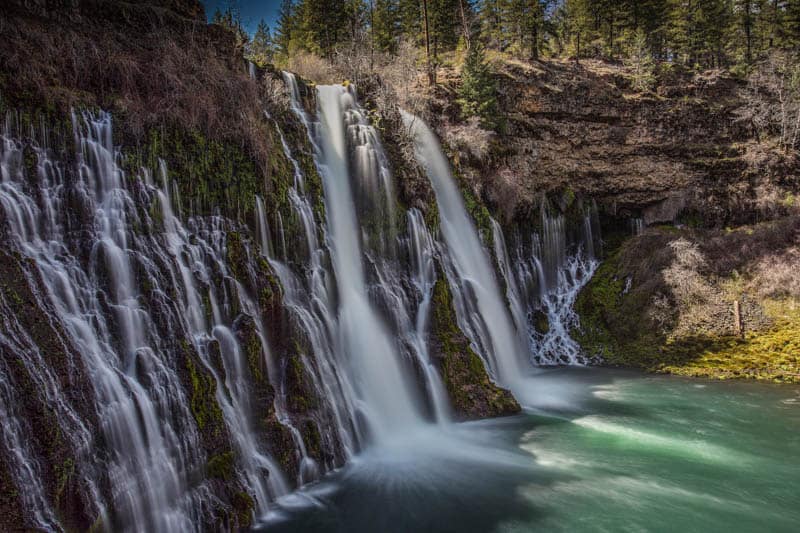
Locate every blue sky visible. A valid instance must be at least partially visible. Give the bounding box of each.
[201,0,282,35]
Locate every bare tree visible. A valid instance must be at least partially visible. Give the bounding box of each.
[736,51,800,154]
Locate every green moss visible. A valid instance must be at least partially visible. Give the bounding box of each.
[658,302,800,383]
[430,274,520,418]
[225,231,249,282]
[231,491,255,528]
[285,348,317,413]
[184,346,224,435]
[55,458,75,501]
[206,451,236,481]
[301,419,323,461]
[139,125,262,219]
[239,317,266,387]
[572,251,630,360]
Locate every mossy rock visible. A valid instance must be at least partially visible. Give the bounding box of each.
[231,491,255,529]
[574,234,800,384]
[429,268,520,420]
[207,451,236,481]
[179,340,226,445]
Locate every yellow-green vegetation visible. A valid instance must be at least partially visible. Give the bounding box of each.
[285,350,317,413]
[660,301,800,383]
[574,225,800,384]
[430,275,520,419]
[300,420,323,462]
[231,491,255,529]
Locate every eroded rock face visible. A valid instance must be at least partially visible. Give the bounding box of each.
[430,59,798,228]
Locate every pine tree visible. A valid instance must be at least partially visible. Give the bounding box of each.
[248,19,274,66]
[789,0,800,46]
[480,0,507,50]
[399,0,423,43]
[457,41,499,128]
[212,4,249,51]
[373,0,402,53]
[274,0,297,58]
[625,28,657,90]
[429,0,462,58]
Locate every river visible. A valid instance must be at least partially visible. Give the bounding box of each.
[257,369,800,533]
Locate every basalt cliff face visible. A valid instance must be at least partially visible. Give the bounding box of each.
[430,57,799,228]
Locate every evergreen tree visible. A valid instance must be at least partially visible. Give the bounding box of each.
[373,0,402,53]
[457,41,499,128]
[480,0,507,50]
[399,0,423,44]
[429,0,463,58]
[212,4,249,50]
[789,0,800,45]
[274,0,297,58]
[625,28,657,90]
[248,19,274,66]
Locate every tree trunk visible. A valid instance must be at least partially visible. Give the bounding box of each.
[745,1,753,64]
[458,0,471,51]
[423,0,435,85]
[733,300,744,339]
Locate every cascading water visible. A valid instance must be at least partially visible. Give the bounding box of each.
[279,73,454,441]
[401,112,526,391]
[1,112,209,531]
[155,167,292,506]
[403,112,603,387]
[490,207,599,365]
[0,110,314,530]
[301,83,424,440]
[1,68,607,530]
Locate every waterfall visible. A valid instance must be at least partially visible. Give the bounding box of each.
[1,112,207,531]
[631,217,645,235]
[279,74,454,447]
[491,210,599,365]
[401,112,526,390]
[0,110,314,530]
[403,209,451,422]
[255,195,274,257]
[310,85,424,440]
[0,68,608,529]
[156,169,291,508]
[403,112,602,382]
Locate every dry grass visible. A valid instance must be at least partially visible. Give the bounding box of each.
[0,0,274,172]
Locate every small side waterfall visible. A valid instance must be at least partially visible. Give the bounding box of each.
[491,208,599,365]
[403,112,601,382]
[401,112,526,390]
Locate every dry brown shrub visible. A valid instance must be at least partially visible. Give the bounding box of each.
[443,117,494,162]
[749,247,800,300]
[0,1,268,155]
[288,52,337,85]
